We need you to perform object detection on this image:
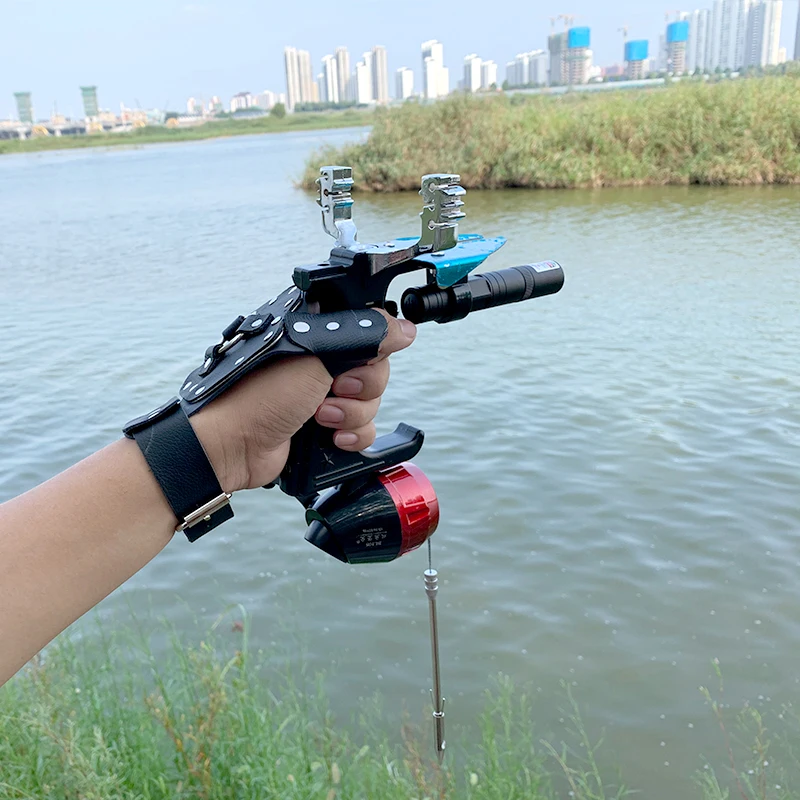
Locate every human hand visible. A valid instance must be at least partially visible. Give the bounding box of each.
[190,313,417,493]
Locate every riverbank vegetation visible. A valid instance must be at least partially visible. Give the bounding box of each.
[301,75,800,191]
[0,108,373,157]
[0,619,624,800]
[1,617,797,799]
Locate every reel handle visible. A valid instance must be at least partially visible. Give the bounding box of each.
[278,417,424,506]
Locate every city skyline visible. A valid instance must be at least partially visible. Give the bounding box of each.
[3,0,798,117]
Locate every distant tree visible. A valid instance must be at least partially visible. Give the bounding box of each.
[501,79,510,91]
[164,111,179,121]
[270,103,286,119]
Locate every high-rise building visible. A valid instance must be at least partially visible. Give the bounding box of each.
[284,47,316,111]
[299,50,316,103]
[253,90,277,110]
[706,0,724,69]
[745,0,784,66]
[625,40,650,79]
[656,34,668,71]
[285,47,301,111]
[335,47,351,102]
[463,54,482,92]
[422,40,449,99]
[230,92,254,112]
[321,54,339,104]
[506,50,548,87]
[372,45,389,104]
[795,2,800,60]
[80,86,99,119]
[14,92,33,123]
[687,9,710,72]
[735,0,754,68]
[666,20,690,73]
[712,0,754,69]
[566,27,592,84]
[396,67,414,99]
[481,60,498,89]
[354,59,373,104]
[548,32,568,85]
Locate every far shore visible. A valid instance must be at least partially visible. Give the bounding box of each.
[0,109,373,156]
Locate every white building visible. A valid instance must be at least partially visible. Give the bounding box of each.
[284,47,316,111]
[706,0,724,69]
[320,54,339,104]
[657,33,668,71]
[253,90,277,110]
[354,58,373,104]
[186,97,201,115]
[795,3,800,60]
[230,92,253,112]
[463,54,482,92]
[548,33,568,84]
[335,47,351,102]
[687,9,710,72]
[422,40,449,99]
[372,45,390,105]
[481,60,498,89]
[506,50,548,87]
[396,67,414,100]
[745,0,784,66]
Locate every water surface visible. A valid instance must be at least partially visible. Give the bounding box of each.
[1,130,799,796]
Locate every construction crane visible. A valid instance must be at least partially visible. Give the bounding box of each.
[559,13,577,29]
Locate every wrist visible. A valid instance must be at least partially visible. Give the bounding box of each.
[189,406,246,495]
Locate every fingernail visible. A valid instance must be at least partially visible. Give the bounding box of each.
[399,318,417,340]
[317,405,344,423]
[334,431,358,447]
[334,377,363,396]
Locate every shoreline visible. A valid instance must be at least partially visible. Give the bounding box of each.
[0,109,373,157]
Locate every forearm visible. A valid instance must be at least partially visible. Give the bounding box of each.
[0,437,180,685]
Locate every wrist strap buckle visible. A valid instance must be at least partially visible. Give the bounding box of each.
[176,492,233,533]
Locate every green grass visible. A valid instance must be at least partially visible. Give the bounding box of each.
[301,76,800,191]
[0,109,373,156]
[2,616,800,799]
[0,614,625,800]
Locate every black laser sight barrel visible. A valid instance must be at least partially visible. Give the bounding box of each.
[401,261,564,325]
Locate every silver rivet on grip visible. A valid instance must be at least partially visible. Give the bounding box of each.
[326,322,340,331]
[183,382,191,390]
[251,318,263,328]
[235,356,245,366]
[195,386,206,396]
[264,332,274,342]
[358,319,373,328]
[293,322,311,333]
[271,317,282,326]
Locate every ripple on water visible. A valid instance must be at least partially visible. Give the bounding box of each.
[1,142,800,800]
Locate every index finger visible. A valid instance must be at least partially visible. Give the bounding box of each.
[375,311,417,359]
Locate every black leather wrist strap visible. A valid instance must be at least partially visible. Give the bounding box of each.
[123,397,234,542]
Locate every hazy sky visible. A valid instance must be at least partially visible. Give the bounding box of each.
[4,0,799,116]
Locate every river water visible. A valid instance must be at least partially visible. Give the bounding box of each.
[1,129,799,796]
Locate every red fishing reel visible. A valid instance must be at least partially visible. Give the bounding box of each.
[304,462,439,564]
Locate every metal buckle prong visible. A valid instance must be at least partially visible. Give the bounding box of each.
[177,492,232,532]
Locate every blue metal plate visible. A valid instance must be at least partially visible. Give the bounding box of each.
[406,234,507,287]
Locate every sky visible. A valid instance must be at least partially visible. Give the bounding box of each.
[3,0,799,117]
